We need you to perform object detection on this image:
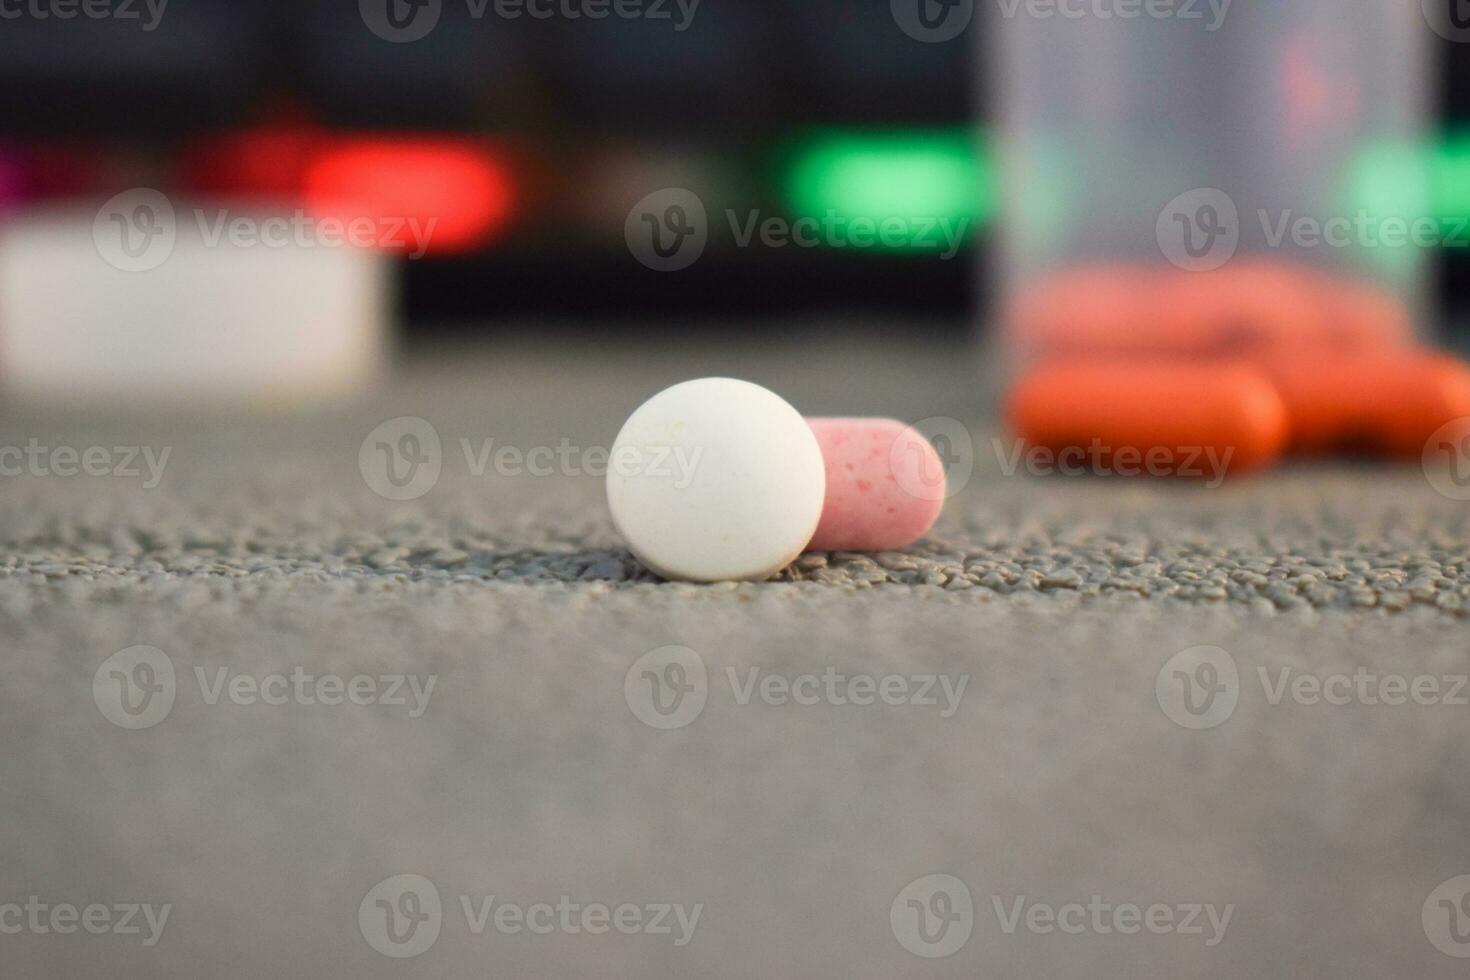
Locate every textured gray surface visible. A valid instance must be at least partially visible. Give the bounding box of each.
[2,333,1470,978]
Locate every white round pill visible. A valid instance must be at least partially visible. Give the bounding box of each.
[607,378,826,582]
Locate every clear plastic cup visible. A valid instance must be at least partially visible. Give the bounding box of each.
[988,0,1430,360]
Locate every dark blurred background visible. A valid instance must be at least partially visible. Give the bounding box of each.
[1,0,1468,334]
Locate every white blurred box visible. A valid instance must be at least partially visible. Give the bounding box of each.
[0,194,390,404]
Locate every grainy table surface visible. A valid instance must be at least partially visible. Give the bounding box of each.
[3,329,1469,978]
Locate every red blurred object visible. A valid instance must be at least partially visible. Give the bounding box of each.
[303,138,516,255]
[179,125,326,199]
[0,149,28,213]
[1280,32,1358,149]
[20,144,147,198]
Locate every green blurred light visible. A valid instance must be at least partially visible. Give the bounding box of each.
[1340,138,1431,281]
[1345,140,1429,223]
[781,130,989,253]
[1432,132,1470,224]
[1342,133,1470,230]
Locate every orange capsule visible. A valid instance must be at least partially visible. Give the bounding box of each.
[1158,261,1330,355]
[1167,264,1414,355]
[1009,264,1178,358]
[1012,261,1414,363]
[1309,274,1415,353]
[1005,360,1289,477]
[1260,351,1470,457]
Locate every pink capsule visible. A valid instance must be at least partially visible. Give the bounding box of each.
[806,418,946,552]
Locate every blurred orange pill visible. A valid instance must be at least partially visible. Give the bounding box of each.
[1158,261,1330,355]
[1009,264,1176,358]
[1308,273,1415,353]
[1005,361,1289,477]
[1013,261,1412,361]
[1260,351,1470,457]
